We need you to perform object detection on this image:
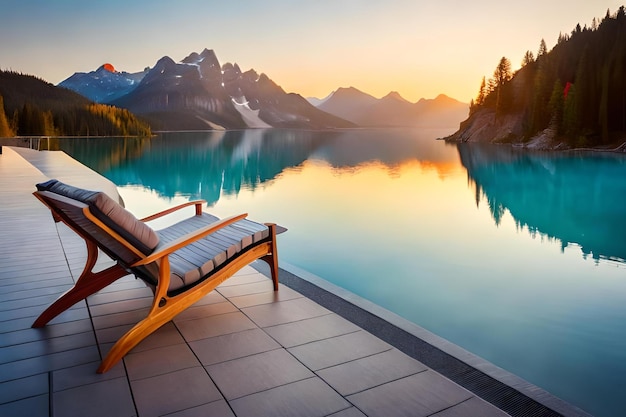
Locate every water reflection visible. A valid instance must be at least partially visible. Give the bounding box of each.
[51,136,151,174]
[59,128,457,205]
[458,143,626,263]
[310,128,459,174]
[58,133,626,266]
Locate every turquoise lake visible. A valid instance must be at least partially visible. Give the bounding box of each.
[56,129,626,417]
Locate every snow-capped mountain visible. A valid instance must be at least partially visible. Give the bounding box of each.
[59,64,148,103]
[59,49,353,131]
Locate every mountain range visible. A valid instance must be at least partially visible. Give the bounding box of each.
[59,48,468,131]
[315,87,468,128]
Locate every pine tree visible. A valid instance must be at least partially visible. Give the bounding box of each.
[548,79,565,132]
[537,39,548,58]
[0,94,13,137]
[574,47,593,132]
[599,61,610,143]
[562,83,579,141]
[521,50,535,67]
[492,57,512,120]
[476,76,487,105]
[42,110,56,136]
[528,65,550,135]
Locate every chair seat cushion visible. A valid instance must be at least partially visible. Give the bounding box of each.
[36,179,159,255]
[154,213,270,293]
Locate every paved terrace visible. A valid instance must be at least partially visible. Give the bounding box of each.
[0,146,592,417]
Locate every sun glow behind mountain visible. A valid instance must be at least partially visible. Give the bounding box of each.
[102,63,116,73]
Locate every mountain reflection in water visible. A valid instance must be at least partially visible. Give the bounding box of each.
[59,128,459,204]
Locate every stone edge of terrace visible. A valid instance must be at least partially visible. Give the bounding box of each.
[271,261,594,417]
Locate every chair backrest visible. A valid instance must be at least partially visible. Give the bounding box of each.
[34,179,159,275]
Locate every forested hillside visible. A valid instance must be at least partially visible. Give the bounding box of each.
[464,7,626,147]
[0,71,151,137]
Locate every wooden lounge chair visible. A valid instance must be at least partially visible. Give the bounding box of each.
[32,179,280,373]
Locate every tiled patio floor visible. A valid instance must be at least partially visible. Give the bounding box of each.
[0,146,589,417]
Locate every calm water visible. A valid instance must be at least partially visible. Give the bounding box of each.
[56,129,626,417]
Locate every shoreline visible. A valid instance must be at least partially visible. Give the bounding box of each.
[440,135,626,155]
[442,108,626,155]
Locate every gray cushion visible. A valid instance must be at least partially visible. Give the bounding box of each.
[156,213,270,293]
[36,179,159,254]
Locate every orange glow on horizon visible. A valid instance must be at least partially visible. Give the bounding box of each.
[2,2,621,106]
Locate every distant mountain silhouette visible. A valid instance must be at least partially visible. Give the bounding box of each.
[317,87,468,127]
[316,87,379,123]
[414,94,471,128]
[60,49,354,131]
[360,91,420,127]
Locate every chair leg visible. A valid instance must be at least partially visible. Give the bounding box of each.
[32,240,128,328]
[262,223,279,291]
[97,305,171,373]
[98,256,176,373]
[97,248,273,373]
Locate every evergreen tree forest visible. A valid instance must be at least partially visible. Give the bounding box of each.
[470,7,626,146]
[0,70,151,137]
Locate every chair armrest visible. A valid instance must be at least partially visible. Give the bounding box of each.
[131,213,248,266]
[140,200,206,222]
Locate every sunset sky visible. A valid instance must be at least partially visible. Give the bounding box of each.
[0,1,621,103]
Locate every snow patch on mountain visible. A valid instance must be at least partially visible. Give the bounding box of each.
[231,98,271,128]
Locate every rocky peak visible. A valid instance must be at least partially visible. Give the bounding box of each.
[181,52,200,64]
[139,56,181,86]
[222,62,243,97]
[200,48,219,63]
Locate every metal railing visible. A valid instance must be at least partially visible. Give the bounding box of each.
[0,137,51,151]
